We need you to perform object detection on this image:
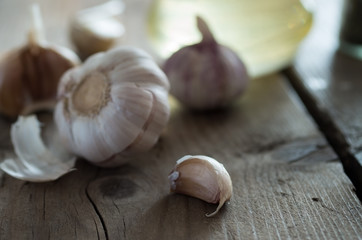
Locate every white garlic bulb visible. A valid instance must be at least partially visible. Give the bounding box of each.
[164,16,249,110]
[168,155,233,217]
[54,46,170,167]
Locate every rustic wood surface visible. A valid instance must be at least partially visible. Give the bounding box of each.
[286,0,362,199]
[0,0,361,239]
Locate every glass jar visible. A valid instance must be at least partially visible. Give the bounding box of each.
[147,0,314,77]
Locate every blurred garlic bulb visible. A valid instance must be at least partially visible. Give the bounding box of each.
[0,4,79,118]
[54,46,170,167]
[168,155,233,217]
[164,16,249,110]
[70,0,125,59]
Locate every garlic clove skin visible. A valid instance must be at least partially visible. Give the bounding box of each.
[70,0,125,59]
[164,16,249,110]
[54,46,170,167]
[0,50,25,117]
[0,115,76,182]
[0,4,80,118]
[168,155,233,217]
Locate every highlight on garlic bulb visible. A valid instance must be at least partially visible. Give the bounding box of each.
[0,4,80,118]
[54,46,170,167]
[164,16,249,110]
[70,0,125,59]
[168,155,233,217]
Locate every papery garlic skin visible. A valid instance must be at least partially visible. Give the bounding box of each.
[55,46,170,167]
[168,155,233,217]
[0,115,76,182]
[164,17,249,110]
[0,4,79,118]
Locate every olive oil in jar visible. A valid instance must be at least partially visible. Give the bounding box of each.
[147,0,313,77]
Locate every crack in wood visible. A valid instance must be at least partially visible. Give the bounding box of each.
[85,170,109,240]
[122,217,126,239]
[320,202,340,214]
[312,198,359,224]
[42,188,46,221]
[0,173,5,188]
[244,139,288,154]
[284,69,362,202]
[93,218,101,240]
[287,152,338,165]
[287,150,321,164]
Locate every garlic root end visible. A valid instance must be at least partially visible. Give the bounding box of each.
[205,198,227,217]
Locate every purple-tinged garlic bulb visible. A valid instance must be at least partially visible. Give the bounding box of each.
[164,16,249,110]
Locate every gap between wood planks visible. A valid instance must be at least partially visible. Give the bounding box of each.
[284,68,362,202]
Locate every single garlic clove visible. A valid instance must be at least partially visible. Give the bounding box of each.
[164,16,249,110]
[168,155,233,217]
[54,46,170,167]
[70,0,125,59]
[0,4,80,118]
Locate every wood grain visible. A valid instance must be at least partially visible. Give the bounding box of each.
[2,75,360,239]
[0,0,361,239]
[286,0,362,199]
[82,75,362,239]
[0,162,106,239]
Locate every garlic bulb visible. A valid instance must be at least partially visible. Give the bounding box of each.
[0,4,80,118]
[164,16,249,110]
[70,0,125,59]
[168,155,233,217]
[54,46,170,167]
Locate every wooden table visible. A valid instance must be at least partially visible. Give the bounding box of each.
[0,0,361,239]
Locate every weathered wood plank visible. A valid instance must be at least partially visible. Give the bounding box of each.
[0,161,106,239]
[286,0,362,199]
[84,75,362,239]
[1,72,361,239]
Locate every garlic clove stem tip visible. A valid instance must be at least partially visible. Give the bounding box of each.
[196,16,216,43]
